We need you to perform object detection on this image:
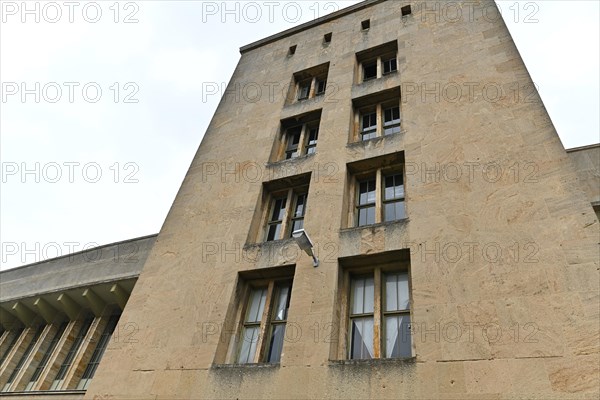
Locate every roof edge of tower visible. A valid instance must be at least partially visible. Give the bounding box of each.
[239,0,387,54]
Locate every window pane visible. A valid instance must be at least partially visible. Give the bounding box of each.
[351,277,374,314]
[358,206,376,226]
[362,112,376,129]
[384,174,404,200]
[294,194,306,218]
[363,62,377,80]
[385,314,411,358]
[273,284,291,321]
[308,128,319,144]
[267,223,282,241]
[385,272,409,311]
[245,288,267,323]
[270,198,287,222]
[267,324,286,363]
[350,317,374,359]
[384,201,405,222]
[358,180,376,205]
[238,326,260,363]
[384,126,401,136]
[298,82,310,100]
[384,107,400,124]
[285,128,301,159]
[291,219,304,234]
[383,58,397,74]
[316,80,326,94]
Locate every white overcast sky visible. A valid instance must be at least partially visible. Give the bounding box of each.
[1,1,599,270]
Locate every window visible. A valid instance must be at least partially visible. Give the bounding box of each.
[237,280,293,364]
[361,19,370,30]
[383,106,401,136]
[401,5,412,16]
[25,322,68,391]
[352,87,401,142]
[363,61,377,81]
[360,111,377,141]
[355,102,401,142]
[266,189,308,241]
[284,126,302,159]
[323,32,332,44]
[356,41,398,84]
[356,179,376,226]
[355,170,405,227]
[348,270,411,359]
[305,127,319,155]
[315,78,327,96]
[2,326,44,392]
[346,153,406,228]
[277,112,321,161]
[297,80,311,101]
[383,173,405,222]
[50,317,94,390]
[288,45,297,56]
[0,328,23,366]
[288,63,329,104]
[77,315,119,390]
[382,57,397,75]
[336,252,412,361]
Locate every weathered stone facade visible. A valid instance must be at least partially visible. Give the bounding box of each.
[2,0,598,399]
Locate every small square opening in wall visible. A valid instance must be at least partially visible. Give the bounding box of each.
[401,5,412,16]
[324,33,332,44]
[361,19,370,31]
[288,45,297,56]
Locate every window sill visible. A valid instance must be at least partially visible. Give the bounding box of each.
[347,129,405,147]
[267,152,316,167]
[340,218,409,233]
[0,390,87,397]
[357,70,398,87]
[212,362,280,370]
[329,356,416,366]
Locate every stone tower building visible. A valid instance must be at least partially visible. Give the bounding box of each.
[2,0,598,399]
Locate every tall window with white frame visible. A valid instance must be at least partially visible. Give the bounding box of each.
[346,267,411,360]
[237,279,293,364]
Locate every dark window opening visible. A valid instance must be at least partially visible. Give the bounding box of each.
[363,61,377,81]
[361,19,370,30]
[401,5,412,16]
[288,45,297,56]
[324,33,332,44]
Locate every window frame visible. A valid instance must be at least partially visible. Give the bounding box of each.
[354,99,401,142]
[234,278,294,365]
[348,166,406,228]
[338,263,413,361]
[281,120,320,161]
[264,187,309,242]
[293,73,328,103]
